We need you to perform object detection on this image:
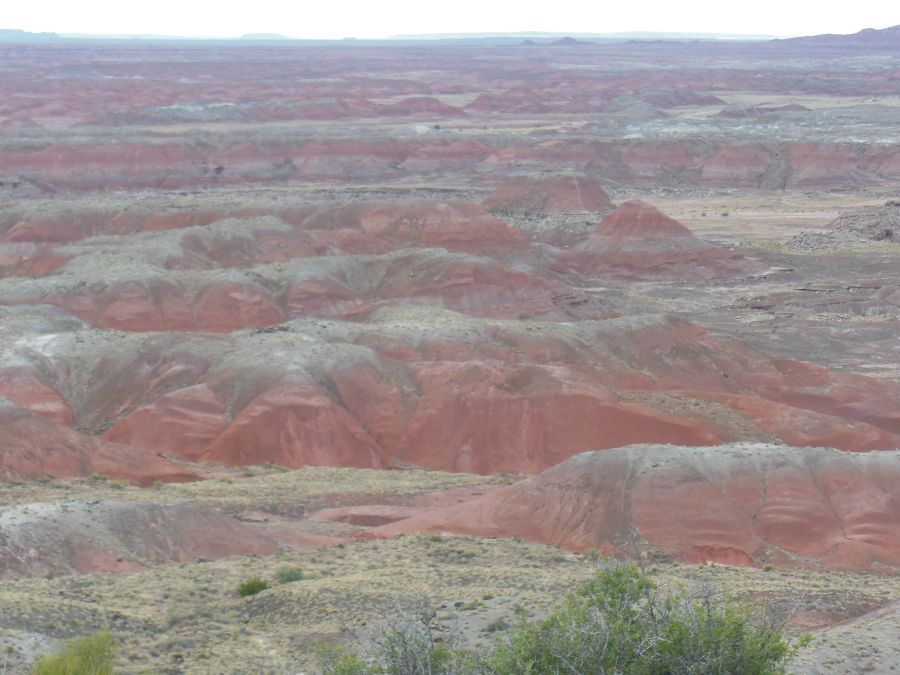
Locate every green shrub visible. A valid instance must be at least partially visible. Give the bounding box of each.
[275,566,304,584]
[317,600,464,675]
[584,546,604,562]
[237,576,270,597]
[484,563,791,674]
[483,617,510,634]
[315,563,794,675]
[316,642,370,675]
[32,630,116,675]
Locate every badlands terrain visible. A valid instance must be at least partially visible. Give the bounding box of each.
[0,25,899,673]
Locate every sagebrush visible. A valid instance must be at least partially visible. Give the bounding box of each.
[317,562,796,674]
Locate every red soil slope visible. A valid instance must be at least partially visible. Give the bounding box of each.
[0,500,278,578]
[41,310,897,473]
[556,200,762,279]
[370,444,900,571]
[0,404,199,485]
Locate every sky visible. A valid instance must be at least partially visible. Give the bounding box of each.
[6,0,898,39]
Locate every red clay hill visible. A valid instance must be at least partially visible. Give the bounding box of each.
[370,444,900,572]
[4,305,899,480]
[556,200,763,280]
[0,500,279,579]
[0,402,199,486]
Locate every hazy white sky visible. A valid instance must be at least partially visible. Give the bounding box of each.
[7,0,898,38]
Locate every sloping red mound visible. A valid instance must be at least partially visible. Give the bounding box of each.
[16,249,609,332]
[332,361,722,473]
[0,367,73,424]
[593,199,694,238]
[101,364,708,474]
[182,381,389,469]
[370,444,900,571]
[483,176,614,213]
[352,202,529,254]
[81,311,900,474]
[378,97,466,117]
[44,279,285,332]
[169,202,528,269]
[556,200,762,279]
[0,500,278,578]
[699,145,775,188]
[787,144,883,189]
[0,209,225,244]
[0,244,70,277]
[0,404,199,485]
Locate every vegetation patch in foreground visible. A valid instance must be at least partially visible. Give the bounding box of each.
[238,576,271,597]
[318,562,797,674]
[32,630,116,675]
[275,565,305,584]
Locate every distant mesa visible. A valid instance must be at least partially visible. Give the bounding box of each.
[777,24,900,49]
[0,28,60,42]
[239,33,292,40]
[369,444,900,572]
[549,36,589,46]
[378,96,466,118]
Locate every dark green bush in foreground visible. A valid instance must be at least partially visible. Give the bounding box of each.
[32,630,116,675]
[317,563,795,674]
[237,576,271,597]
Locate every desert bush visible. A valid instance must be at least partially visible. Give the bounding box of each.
[237,576,270,597]
[32,630,116,675]
[316,642,370,675]
[483,617,510,634]
[317,599,464,675]
[315,563,794,675]
[275,566,305,584]
[485,563,792,674]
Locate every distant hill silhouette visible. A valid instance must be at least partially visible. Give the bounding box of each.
[0,28,60,42]
[549,36,589,46]
[777,24,900,48]
[240,33,292,40]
